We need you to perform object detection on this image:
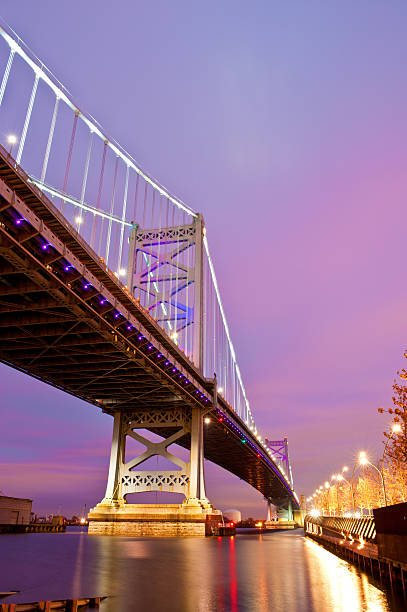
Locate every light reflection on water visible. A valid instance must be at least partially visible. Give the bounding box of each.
[303,538,389,612]
[0,529,403,612]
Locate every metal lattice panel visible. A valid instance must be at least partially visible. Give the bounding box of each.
[122,471,189,494]
[127,408,190,429]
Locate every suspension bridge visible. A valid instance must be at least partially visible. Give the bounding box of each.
[0,19,300,534]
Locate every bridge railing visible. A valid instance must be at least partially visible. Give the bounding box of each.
[305,515,376,543]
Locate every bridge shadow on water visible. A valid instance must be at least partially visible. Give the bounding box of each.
[0,528,405,612]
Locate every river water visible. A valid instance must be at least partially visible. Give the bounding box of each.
[0,528,405,611]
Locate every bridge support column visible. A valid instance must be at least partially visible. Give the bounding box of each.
[101,411,125,505]
[88,408,221,535]
[287,500,293,521]
[186,407,208,505]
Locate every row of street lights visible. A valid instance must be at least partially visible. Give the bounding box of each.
[307,422,402,515]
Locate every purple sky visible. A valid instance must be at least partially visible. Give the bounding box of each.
[1,1,407,518]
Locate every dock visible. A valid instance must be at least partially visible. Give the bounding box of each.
[0,597,104,611]
[305,502,407,590]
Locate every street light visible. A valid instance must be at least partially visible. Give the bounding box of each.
[7,134,17,155]
[359,451,387,507]
[381,422,402,505]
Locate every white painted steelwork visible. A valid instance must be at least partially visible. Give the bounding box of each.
[0,17,298,504]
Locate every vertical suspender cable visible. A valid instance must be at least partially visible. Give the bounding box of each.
[118,164,130,274]
[140,181,148,304]
[185,213,191,356]
[105,155,119,265]
[202,255,206,373]
[142,181,148,225]
[160,197,169,329]
[129,172,140,299]
[60,110,79,212]
[168,203,175,331]
[156,194,163,326]
[174,208,181,339]
[76,130,93,232]
[16,73,39,165]
[146,189,155,310]
[133,172,140,221]
[214,264,216,374]
[41,95,60,184]
[0,48,15,107]
[92,140,108,251]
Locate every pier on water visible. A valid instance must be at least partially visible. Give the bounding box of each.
[305,502,407,591]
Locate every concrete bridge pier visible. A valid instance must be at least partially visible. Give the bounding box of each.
[88,408,222,536]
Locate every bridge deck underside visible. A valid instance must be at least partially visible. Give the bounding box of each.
[0,149,297,510]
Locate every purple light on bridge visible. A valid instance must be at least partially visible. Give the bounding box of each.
[15,218,24,225]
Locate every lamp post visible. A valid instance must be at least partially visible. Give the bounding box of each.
[331,475,341,515]
[359,451,387,507]
[323,481,330,515]
[335,472,356,514]
[381,422,402,505]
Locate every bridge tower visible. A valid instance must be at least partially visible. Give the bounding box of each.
[88,215,221,535]
[264,437,295,523]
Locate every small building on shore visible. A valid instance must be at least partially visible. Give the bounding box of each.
[0,495,32,525]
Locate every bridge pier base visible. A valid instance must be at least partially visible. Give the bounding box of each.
[88,501,221,536]
[88,408,222,536]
